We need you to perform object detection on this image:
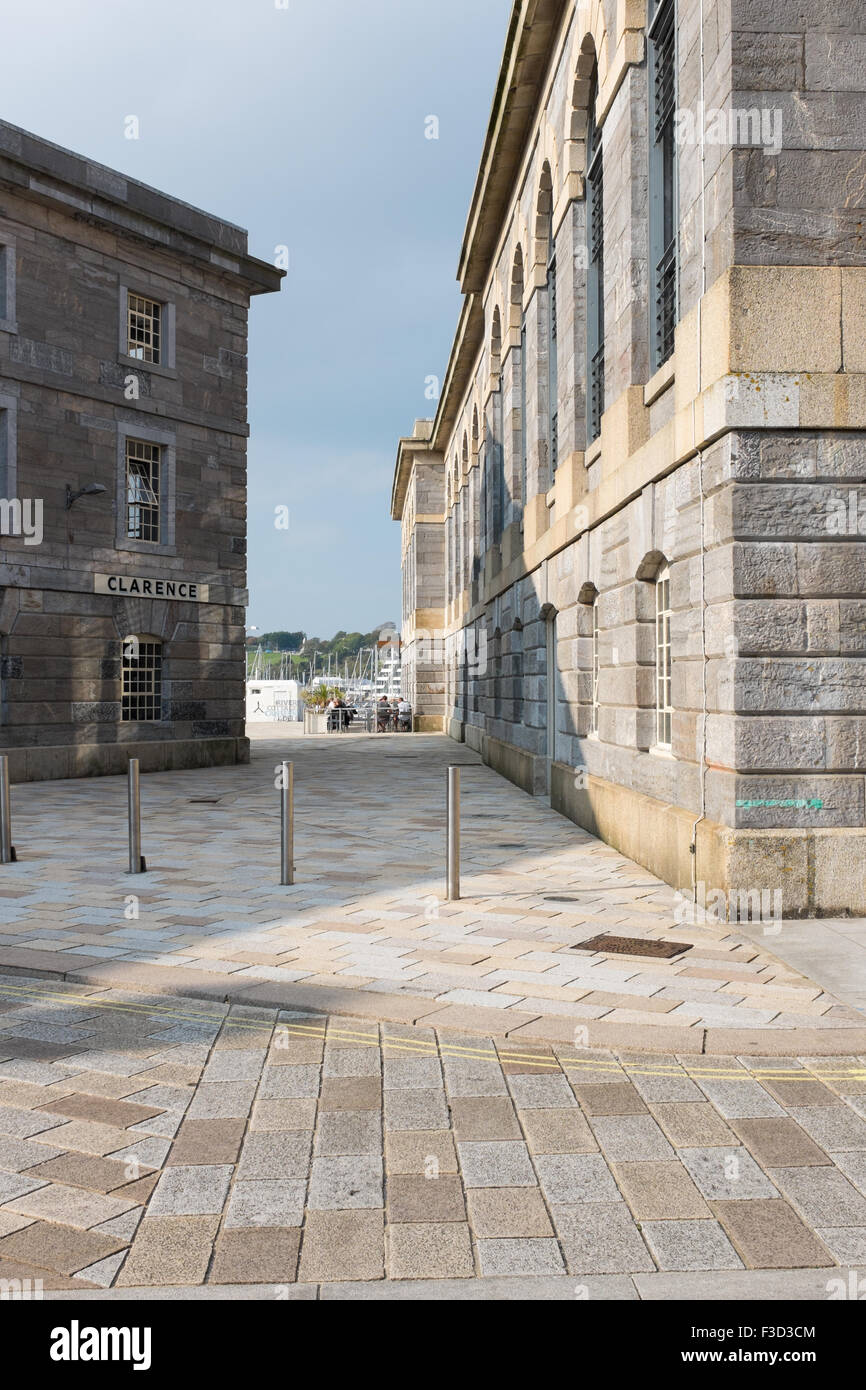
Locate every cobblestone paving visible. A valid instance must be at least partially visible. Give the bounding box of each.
[0,732,862,1054]
[1,978,866,1295]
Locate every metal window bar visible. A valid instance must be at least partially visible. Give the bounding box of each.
[654,238,677,368]
[655,575,672,747]
[127,293,162,364]
[126,439,161,542]
[122,640,163,722]
[589,345,605,444]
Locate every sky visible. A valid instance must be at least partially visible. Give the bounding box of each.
[2,0,511,638]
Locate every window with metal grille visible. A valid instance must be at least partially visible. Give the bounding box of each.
[519,313,528,513]
[586,76,604,444]
[494,385,505,541]
[547,222,559,474]
[127,293,162,363]
[591,598,600,734]
[122,638,163,722]
[649,0,678,371]
[126,439,161,542]
[655,568,673,748]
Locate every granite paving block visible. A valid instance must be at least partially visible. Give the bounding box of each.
[730,1117,830,1168]
[457,1140,536,1188]
[167,1118,246,1165]
[0,1135,65,1172]
[147,1164,233,1216]
[298,1210,385,1283]
[383,1089,449,1131]
[710,1198,834,1270]
[323,1048,380,1079]
[224,1180,307,1229]
[186,1082,258,1119]
[768,1166,866,1227]
[814,1227,866,1265]
[476,1237,565,1277]
[314,1111,381,1158]
[210,1227,301,1284]
[693,1078,785,1119]
[827,1150,866,1193]
[0,1105,67,1139]
[641,1220,743,1271]
[552,1203,655,1274]
[38,1093,165,1129]
[26,1151,143,1194]
[386,1221,474,1280]
[466,1187,554,1238]
[534,1153,620,1205]
[449,1097,522,1141]
[307,1155,384,1209]
[612,1161,710,1220]
[0,1171,49,1204]
[589,1115,676,1161]
[679,1147,780,1201]
[318,1078,381,1112]
[237,1131,313,1179]
[201,1050,266,1083]
[384,1130,458,1176]
[3,1181,138,1230]
[520,1107,598,1154]
[649,1103,737,1149]
[116,1215,220,1286]
[250,1098,318,1132]
[764,1078,841,1107]
[787,1106,866,1152]
[386,1174,466,1223]
[382,1056,443,1090]
[440,1056,508,1098]
[570,1083,648,1116]
[506,1073,576,1109]
[0,1220,125,1276]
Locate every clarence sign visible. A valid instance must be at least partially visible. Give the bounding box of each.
[94,574,209,602]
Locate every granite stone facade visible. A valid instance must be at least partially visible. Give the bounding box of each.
[0,122,282,782]
[392,0,866,915]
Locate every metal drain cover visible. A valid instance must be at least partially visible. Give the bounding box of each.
[572,933,693,959]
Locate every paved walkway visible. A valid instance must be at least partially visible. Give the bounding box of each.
[0,976,865,1296]
[0,730,864,1056]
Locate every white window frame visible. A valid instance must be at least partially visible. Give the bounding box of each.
[0,239,17,335]
[590,597,600,736]
[121,634,164,723]
[0,393,18,503]
[654,565,673,750]
[118,284,176,376]
[116,421,176,555]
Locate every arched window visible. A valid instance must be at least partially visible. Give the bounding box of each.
[510,248,527,514]
[586,70,604,444]
[591,596,600,734]
[655,566,673,748]
[547,214,558,476]
[122,635,162,722]
[649,0,678,370]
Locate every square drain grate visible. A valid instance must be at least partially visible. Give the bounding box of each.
[572,933,693,959]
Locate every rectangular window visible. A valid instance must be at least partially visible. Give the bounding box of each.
[126,293,162,364]
[649,0,678,371]
[548,231,559,474]
[586,80,605,445]
[126,438,161,542]
[591,600,600,734]
[519,317,527,513]
[122,639,163,722]
[655,569,673,748]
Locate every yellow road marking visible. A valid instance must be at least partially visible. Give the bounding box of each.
[0,978,863,1083]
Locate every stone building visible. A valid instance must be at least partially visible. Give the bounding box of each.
[392,0,866,915]
[0,122,282,781]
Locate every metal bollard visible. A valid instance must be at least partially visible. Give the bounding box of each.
[280,760,294,885]
[127,758,146,874]
[0,755,16,864]
[446,765,460,901]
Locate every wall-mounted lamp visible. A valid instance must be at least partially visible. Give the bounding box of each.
[65,483,107,510]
